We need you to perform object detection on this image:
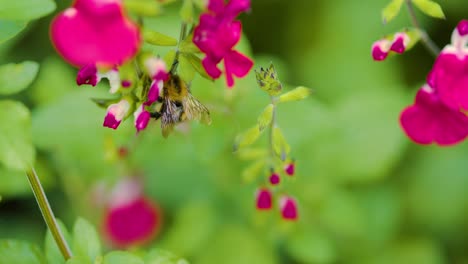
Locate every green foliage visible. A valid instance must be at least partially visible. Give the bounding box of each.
[233,125,262,151]
[278,86,312,103]
[103,252,144,264]
[144,30,178,47]
[255,64,282,96]
[0,0,56,21]
[124,0,162,17]
[45,220,71,264]
[0,240,45,264]
[73,218,101,263]
[272,126,290,161]
[382,0,405,24]
[180,0,194,23]
[0,61,39,95]
[256,104,274,132]
[0,20,26,43]
[181,53,212,80]
[412,0,445,19]
[0,100,35,170]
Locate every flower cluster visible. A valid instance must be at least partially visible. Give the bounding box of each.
[256,161,298,221]
[372,32,411,61]
[400,20,468,146]
[193,0,254,87]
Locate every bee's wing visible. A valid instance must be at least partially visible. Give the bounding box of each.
[160,99,181,138]
[183,94,212,125]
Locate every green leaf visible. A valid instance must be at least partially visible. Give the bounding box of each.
[181,53,212,80]
[286,227,337,264]
[179,33,200,54]
[272,126,290,161]
[381,0,404,24]
[236,148,268,161]
[123,0,161,17]
[73,218,101,263]
[0,0,56,21]
[143,30,178,46]
[0,61,39,95]
[0,240,45,264]
[45,219,71,264]
[241,159,265,183]
[178,55,196,83]
[145,249,189,264]
[257,104,274,132]
[163,50,177,71]
[278,86,312,103]
[0,100,35,170]
[66,256,92,264]
[233,125,262,152]
[103,251,144,264]
[0,20,26,43]
[180,0,194,23]
[411,0,445,19]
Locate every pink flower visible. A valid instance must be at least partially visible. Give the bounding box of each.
[193,0,253,87]
[103,99,131,129]
[284,162,295,176]
[457,19,468,36]
[134,105,151,132]
[104,197,161,248]
[51,0,141,67]
[280,196,298,221]
[390,32,410,54]
[269,173,280,185]
[400,86,468,146]
[255,188,272,210]
[76,64,99,86]
[371,39,391,61]
[144,57,168,105]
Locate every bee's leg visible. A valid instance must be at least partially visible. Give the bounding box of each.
[150,111,162,120]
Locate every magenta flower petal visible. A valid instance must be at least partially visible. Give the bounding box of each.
[103,99,130,130]
[51,0,141,67]
[202,56,223,78]
[280,196,298,221]
[256,188,272,210]
[430,53,468,110]
[208,0,225,14]
[104,197,161,248]
[146,81,162,105]
[76,63,99,86]
[400,87,468,146]
[390,33,409,54]
[371,39,390,61]
[134,105,151,132]
[457,19,468,36]
[284,163,295,176]
[225,0,251,19]
[269,173,280,185]
[224,50,253,87]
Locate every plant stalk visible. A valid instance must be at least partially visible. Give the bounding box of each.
[405,0,440,57]
[26,168,73,260]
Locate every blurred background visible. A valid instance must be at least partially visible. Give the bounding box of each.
[1,0,468,263]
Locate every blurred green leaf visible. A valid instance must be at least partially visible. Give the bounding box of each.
[272,126,290,161]
[181,53,213,81]
[145,249,189,264]
[180,0,194,23]
[0,61,39,95]
[103,251,144,264]
[72,218,101,263]
[241,159,265,183]
[382,0,404,24]
[178,55,196,83]
[45,219,71,264]
[163,50,177,71]
[0,0,56,21]
[0,20,26,43]
[0,100,35,170]
[144,30,178,46]
[233,125,262,152]
[123,0,161,17]
[286,227,337,264]
[66,256,91,264]
[0,240,45,264]
[236,148,267,161]
[179,34,200,54]
[257,104,274,132]
[411,0,445,19]
[278,86,312,103]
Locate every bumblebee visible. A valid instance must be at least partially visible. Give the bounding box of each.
[153,74,211,137]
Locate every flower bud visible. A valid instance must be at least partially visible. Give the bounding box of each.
[269,173,280,185]
[390,32,410,54]
[280,196,298,221]
[103,99,130,129]
[284,162,295,176]
[255,188,272,210]
[76,64,99,86]
[144,57,168,80]
[371,39,391,61]
[134,104,151,132]
[457,20,468,36]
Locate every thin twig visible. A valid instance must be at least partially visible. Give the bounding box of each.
[405,0,440,57]
[26,168,73,260]
[170,22,188,74]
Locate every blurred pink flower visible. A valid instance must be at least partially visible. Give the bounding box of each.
[280,196,298,221]
[256,188,272,210]
[134,104,151,132]
[193,0,253,87]
[50,0,141,67]
[269,173,280,185]
[103,99,130,129]
[284,162,295,176]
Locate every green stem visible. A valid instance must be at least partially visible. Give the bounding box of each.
[268,96,278,167]
[26,168,73,260]
[170,22,188,74]
[405,0,440,57]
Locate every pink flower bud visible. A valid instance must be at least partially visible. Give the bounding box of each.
[256,188,272,210]
[146,80,163,105]
[284,162,295,176]
[371,39,391,61]
[457,20,468,36]
[144,57,168,81]
[134,105,151,132]
[76,64,99,86]
[280,196,298,221]
[103,99,130,129]
[390,32,410,54]
[121,80,132,88]
[269,173,280,185]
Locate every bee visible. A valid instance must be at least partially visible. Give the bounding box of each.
[154,74,211,137]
